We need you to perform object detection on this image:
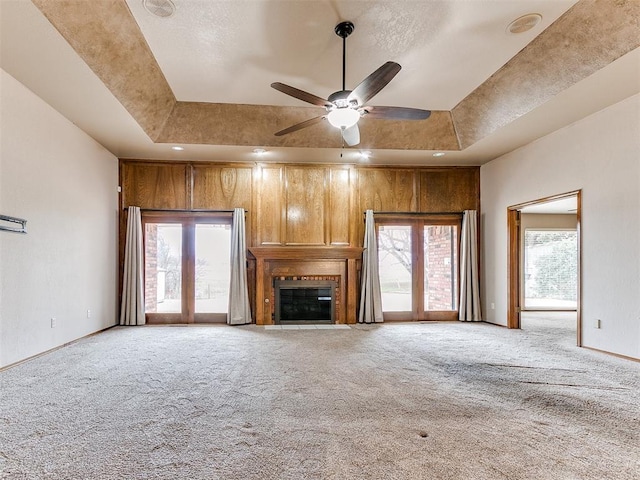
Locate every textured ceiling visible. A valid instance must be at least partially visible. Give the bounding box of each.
[521,197,578,215]
[124,0,576,110]
[1,0,639,165]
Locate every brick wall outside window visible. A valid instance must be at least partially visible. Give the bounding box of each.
[425,226,456,310]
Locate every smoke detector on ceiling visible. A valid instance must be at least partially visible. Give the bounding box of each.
[143,0,175,18]
[507,13,542,34]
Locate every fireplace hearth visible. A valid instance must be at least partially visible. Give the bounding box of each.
[275,280,337,324]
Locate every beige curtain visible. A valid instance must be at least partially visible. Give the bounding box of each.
[120,206,145,325]
[459,209,481,321]
[228,208,252,325]
[359,210,384,323]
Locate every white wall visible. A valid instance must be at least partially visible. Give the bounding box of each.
[520,214,577,230]
[0,69,118,367]
[481,94,640,359]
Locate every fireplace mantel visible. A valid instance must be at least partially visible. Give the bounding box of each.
[249,247,363,325]
[249,247,363,261]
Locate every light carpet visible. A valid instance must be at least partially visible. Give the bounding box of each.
[1,315,638,479]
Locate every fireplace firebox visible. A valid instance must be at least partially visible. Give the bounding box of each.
[274,280,337,324]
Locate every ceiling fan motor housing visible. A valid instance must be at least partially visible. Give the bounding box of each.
[327,90,354,109]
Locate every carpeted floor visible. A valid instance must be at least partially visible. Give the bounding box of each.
[1,315,638,479]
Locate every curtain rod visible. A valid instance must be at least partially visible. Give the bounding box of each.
[123,208,248,213]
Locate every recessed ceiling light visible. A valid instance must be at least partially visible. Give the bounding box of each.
[143,0,175,18]
[359,151,371,160]
[253,148,266,156]
[171,146,184,151]
[433,152,446,157]
[507,13,542,34]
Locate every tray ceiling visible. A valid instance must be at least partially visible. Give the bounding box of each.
[1,0,638,165]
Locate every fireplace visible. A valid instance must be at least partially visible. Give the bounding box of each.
[248,246,363,325]
[275,280,337,324]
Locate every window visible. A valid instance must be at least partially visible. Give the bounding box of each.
[377,216,460,321]
[524,229,578,309]
[378,225,413,312]
[143,214,232,323]
[194,224,231,314]
[145,223,183,314]
[424,225,457,311]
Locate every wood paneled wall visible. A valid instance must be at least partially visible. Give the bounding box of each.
[121,162,190,209]
[119,160,479,248]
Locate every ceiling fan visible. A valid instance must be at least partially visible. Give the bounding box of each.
[271,21,431,147]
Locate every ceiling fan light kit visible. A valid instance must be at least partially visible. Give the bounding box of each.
[327,108,360,129]
[271,21,431,147]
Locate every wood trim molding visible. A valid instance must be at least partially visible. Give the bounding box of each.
[507,208,521,329]
[575,191,582,347]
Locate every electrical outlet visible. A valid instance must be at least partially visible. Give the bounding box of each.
[50,318,56,328]
[490,303,495,310]
[596,319,601,329]
[87,309,91,319]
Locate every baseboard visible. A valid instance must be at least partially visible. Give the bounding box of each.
[582,346,639,363]
[0,324,118,372]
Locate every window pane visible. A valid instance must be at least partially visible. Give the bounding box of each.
[145,223,182,313]
[195,224,231,313]
[524,230,577,309]
[378,225,412,311]
[424,225,457,311]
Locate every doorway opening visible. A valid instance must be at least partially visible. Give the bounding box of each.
[507,191,582,345]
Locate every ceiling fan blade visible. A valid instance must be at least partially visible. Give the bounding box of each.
[271,82,332,108]
[274,116,325,136]
[362,106,431,121]
[341,124,360,146]
[347,61,402,106]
